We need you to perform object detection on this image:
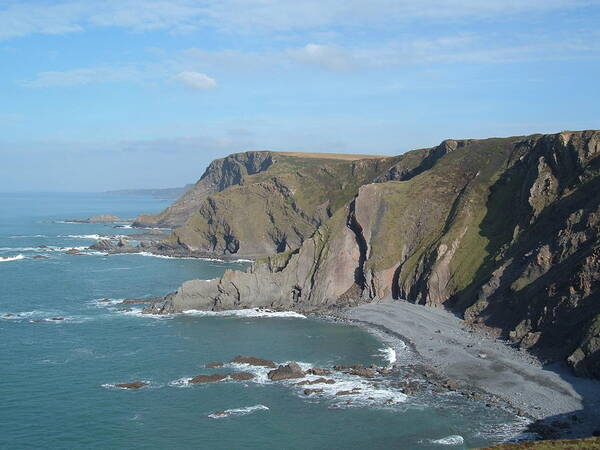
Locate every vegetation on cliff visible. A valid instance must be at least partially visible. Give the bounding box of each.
[144,131,600,379]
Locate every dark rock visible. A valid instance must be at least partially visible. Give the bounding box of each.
[347,367,376,378]
[296,377,335,385]
[308,368,331,376]
[206,362,224,368]
[121,297,162,305]
[268,362,305,381]
[65,248,83,255]
[232,355,277,368]
[304,388,323,395]
[33,255,48,259]
[229,372,254,381]
[115,381,147,389]
[189,373,227,384]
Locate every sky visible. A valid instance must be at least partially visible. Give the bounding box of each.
[1,0,599,191]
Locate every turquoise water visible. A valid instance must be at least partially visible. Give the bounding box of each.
[0,193,524,449]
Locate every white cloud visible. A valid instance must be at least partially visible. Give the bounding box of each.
[173,71,217,90]
[21,66,139,88]
[0,0,597,40]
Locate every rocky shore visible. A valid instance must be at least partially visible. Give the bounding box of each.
[341,301,600,440]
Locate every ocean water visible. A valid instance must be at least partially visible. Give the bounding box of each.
[0,193,526,449]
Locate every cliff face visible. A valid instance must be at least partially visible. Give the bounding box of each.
[133,151,275,228]
[146,131,600,378]
[147,152,397,257]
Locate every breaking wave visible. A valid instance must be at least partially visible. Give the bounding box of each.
[429,435,465,445]
[208,405,269,419]
[0,254,25,262]
[181,308,306,319]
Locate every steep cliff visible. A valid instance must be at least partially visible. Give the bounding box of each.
[146,131,600,378]
[150,152,397,257]
[133,151,275,228]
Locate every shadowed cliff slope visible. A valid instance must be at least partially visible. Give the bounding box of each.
[146,131,600,378]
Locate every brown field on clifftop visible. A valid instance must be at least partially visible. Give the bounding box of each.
[276,151,387,160]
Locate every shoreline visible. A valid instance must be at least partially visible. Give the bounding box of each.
[337,300,600,440]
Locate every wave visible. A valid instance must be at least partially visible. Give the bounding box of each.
[208,405,269,419]
[60,234,103,240]
[181,308,306,319]
[429,435,464,445]
[0,254,25,262]
[217,359,409,407]
[9,234,48,238]
[379,346,397,366]
[1,310,86,323]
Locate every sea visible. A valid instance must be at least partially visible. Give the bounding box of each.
[0,192,528,449]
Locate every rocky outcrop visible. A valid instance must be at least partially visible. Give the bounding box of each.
[136,151,398,257]
[133,151,275,228]
[67,215,123,223]
[145,131,600,378]
[267,362,306,381]
[231,355,277,368]
[115,381,147,389]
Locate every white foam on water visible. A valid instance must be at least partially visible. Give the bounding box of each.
[224,362,273,384]
[115,307,172,320]
[90,298,124,308]
[208,405,269,419]
[60,234,105,240]
[169,377,194,388]
[9,234,47,238]
[429,435,465,445]
[379,346,397,366]
[0,254,25,262]
[299,372,408,407]
[1,310,89,323]
[182,308,306,319]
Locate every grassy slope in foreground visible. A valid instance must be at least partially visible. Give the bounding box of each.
[486,436,600,449]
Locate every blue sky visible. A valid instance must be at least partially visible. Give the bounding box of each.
[1,0,599,191]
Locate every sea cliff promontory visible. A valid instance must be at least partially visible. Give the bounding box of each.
[142,131,599,381]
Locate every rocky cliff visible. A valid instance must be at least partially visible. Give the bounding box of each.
[145,131,600,378]
[139,151,396,257]
[133,151,275,228]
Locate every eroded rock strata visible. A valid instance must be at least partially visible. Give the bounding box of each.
[144,131,600,378]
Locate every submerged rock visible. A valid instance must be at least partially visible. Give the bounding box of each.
[232,355,277,368]
[304,388,324,396]
[189,374,227,384]
[206,362,224,368]
[268,362,305,381]
[115,381,147,389]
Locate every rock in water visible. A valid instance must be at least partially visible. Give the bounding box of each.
[229,372,254,381]
[189,374,227,384]
[205,362,224,368]
[115,381,147,389]
[267,362,305,381]
[231,355,277,368]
